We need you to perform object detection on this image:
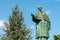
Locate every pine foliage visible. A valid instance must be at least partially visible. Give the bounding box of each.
[54,35,60,40]
[3,5,32,40]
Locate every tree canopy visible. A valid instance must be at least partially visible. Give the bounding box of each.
[1,5,32,40]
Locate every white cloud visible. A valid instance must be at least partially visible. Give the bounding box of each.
[46,10,51,14]
[0,20,5,28]
[30,25,35,30]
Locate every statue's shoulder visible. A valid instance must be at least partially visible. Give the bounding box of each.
[43,13,50,22]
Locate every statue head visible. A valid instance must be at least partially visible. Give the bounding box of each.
[38,6,42,12]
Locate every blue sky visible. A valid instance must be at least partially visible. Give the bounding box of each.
[0,0,60,40]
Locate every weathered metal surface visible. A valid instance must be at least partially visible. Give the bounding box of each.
[32,6,51,40]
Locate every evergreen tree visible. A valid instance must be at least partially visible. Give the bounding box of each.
[3,5,32,40]
[54,35,60,40]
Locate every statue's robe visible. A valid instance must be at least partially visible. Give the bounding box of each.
[36,20,49,38]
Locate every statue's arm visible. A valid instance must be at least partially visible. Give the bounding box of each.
[31,13,36,22]
[31,13,34,16]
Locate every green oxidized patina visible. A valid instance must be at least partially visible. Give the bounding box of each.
[31,6,51,40]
